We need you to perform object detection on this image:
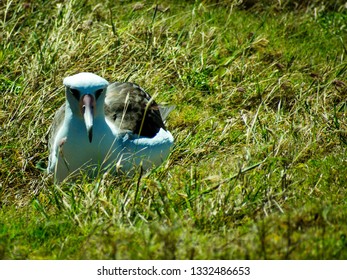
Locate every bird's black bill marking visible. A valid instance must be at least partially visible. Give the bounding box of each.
[88,129,93,143]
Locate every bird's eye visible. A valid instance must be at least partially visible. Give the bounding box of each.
[95,89,103,100]
[70,88,80,100]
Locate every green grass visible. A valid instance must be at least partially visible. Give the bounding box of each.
[1,0,347,259]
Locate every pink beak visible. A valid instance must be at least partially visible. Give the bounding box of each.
[81,94,95,143]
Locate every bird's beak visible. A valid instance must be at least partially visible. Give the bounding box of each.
[81,94,95,143]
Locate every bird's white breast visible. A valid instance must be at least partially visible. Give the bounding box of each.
[52,117,173,182]
[53,116,120,181]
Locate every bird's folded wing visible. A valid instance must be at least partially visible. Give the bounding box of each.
[105,82,173,138]
[47,105,65,151]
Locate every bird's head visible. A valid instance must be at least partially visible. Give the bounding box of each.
[63,72,109,143]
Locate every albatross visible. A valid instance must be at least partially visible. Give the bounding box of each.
[47,72,174,182]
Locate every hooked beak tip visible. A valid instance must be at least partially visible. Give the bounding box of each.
[88,129,93,143]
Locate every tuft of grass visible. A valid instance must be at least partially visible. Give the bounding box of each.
[1,0,347,259]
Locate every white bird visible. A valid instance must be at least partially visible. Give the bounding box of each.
[47,72,174,182]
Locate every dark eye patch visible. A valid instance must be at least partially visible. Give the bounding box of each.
[95,89,103,100]
[70,88,80,100]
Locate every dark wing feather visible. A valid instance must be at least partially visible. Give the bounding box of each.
[105,82,168,138]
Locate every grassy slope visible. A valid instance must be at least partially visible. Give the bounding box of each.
[1,0,347,259]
